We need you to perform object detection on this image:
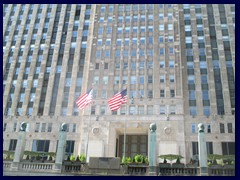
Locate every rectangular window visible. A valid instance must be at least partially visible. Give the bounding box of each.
[147,105,153,115]
[139,76,144,84]
[170,105,176,114]
[227,123,233,133]
[65,140,75,154]
[148,90,153,98]
[192,124,196,133]
[35,122,40,132]
[169,75,175,83]
[222,142,235,155]
[129,106,135,115]
[32,140,50,152]
[9,139,17,151]
[100,105,106,115]
[160,105,165,114]
[206,124,211,133]
[91,106,96,115]
[190,106,197,116]
[148,75,153,83]
[160,90,165,97]
[220,123,225,133]
[131,76,136,84]
[47,123,52,132]
[136,105,144,115]
[170,90,175,97]
[41,123,46,132]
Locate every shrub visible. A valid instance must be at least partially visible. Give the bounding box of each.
[134,154,144,163]
[70,155,76,162]
[80,154,86,162]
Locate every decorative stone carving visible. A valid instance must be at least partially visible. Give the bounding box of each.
[164,127,171,134]
[92,127,100,135]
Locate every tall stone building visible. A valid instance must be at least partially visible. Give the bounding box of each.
[3,4,235,163]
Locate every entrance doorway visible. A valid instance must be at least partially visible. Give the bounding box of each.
[118,135,148,158]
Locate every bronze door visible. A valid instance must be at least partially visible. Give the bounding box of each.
[118,135,148,158]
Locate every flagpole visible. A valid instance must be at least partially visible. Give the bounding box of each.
[123,103,127,160]
[85,104,91,162]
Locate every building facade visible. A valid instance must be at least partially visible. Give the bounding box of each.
[3,4,235,163]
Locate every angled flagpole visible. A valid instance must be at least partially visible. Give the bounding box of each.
[75,88,93,162]
[85,104,91,161]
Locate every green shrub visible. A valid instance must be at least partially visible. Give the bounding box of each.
[70,155,76,162]
[80,154,86,162]
[134,154,144,163]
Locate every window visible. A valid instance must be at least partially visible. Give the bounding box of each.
[169,75,175,83]
[93,76,99,84]
[203,106,211,116]
[91,106,96,115]
[160,105,165,114]
[96,50,101,58]
[138,106,144,115]
[148,76,153,83]
[147,106,153,115]
[148,90,153,98]
[169,47,174,54]
[188,75,195,84]
[129,106,135,115]
[220,123,225,133]
[192,124,196,133]
[32,140,50,152]
[206,124,211,133]
[189,91,196,100]
[170,90,175,97]
[139,61,144,69]
[201,75,208,84]
[100,105,106,115]
[9,139,17,151]
[160,90,165,97]
[65,141,75,155]
[4,123,7,131]
[41,123,46,132]
[227,123,233,133]
[103,76,108,84]
[101,90,107,98]
[35,123,40,132]
[159,36,164,43]
[47,123,52,132]
[131,76,136,84]
[190,106,197,116]
[160,48,164,55]
[222,142,235,155]
[169,60,175,68]
[160,75,165,83]
[160,61,165,68]
[139,76,144,84]
[170,105,176,114]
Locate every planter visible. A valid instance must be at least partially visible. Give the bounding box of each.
[159,163,171,168]
[127,163,148,175]
[172,163,185,168]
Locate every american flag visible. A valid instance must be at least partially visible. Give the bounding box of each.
[108,89,127,111]
[76,88,93,110]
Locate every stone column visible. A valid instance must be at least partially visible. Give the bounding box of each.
[54,123,67,172]
[148,123,157,176]
[198,123,208,176]
[12,122,27,171]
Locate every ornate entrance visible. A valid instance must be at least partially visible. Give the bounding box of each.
[118,135,148,158]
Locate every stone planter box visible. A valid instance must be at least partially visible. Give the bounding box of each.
[127,163,148,175]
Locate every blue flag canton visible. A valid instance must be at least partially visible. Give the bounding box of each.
[121,89,127,97]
